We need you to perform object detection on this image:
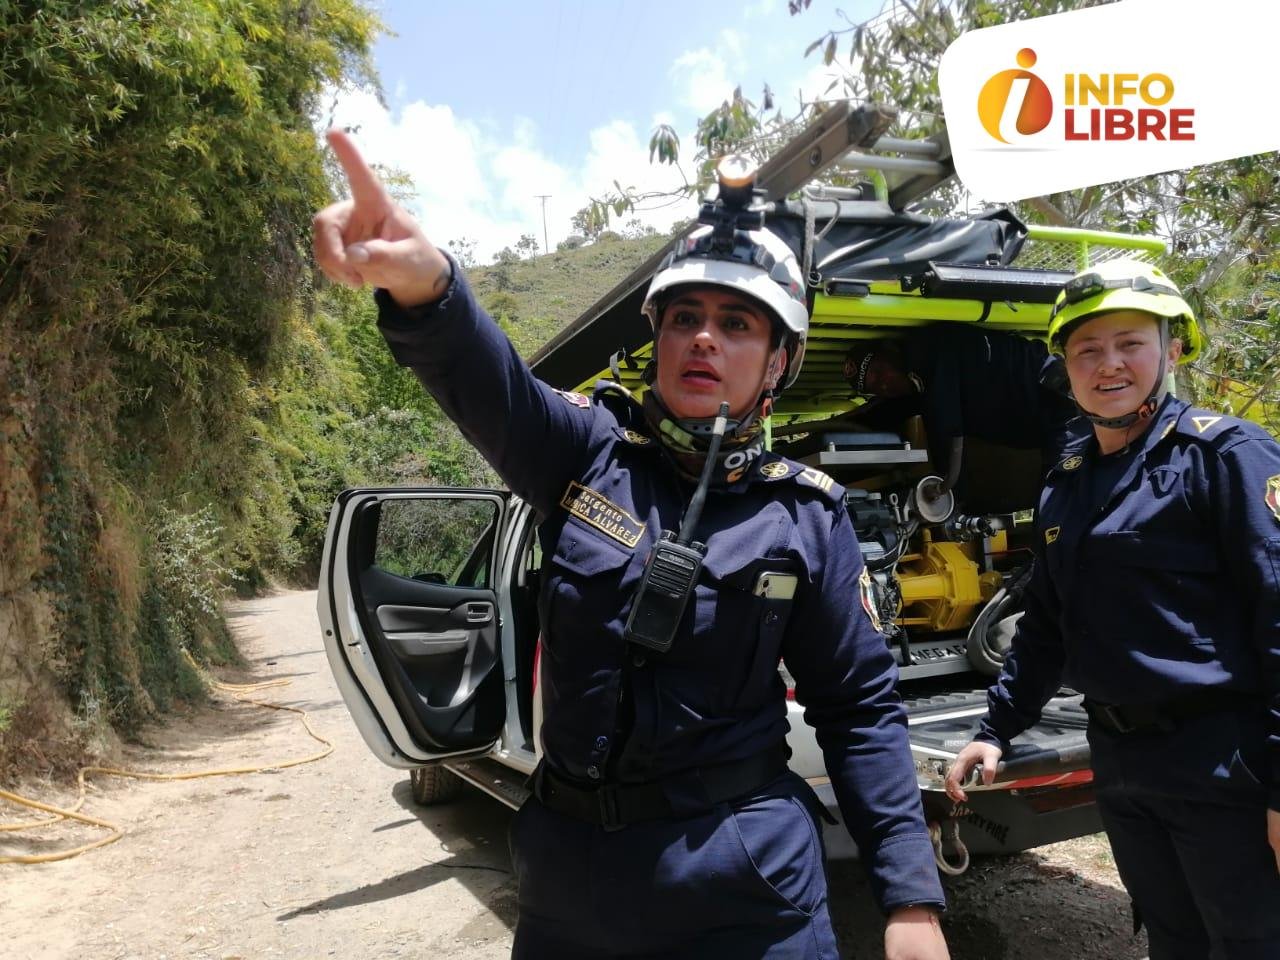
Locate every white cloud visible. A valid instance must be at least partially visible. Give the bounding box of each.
[790,58,856,110]
[669,29,749,115]
[324,87,695,262]
[579,120,695,234]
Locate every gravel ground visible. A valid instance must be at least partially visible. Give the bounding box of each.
[0,589,1149,959]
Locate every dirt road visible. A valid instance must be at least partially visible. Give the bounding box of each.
[1,589,1148,959]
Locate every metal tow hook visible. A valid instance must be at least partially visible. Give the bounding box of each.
[928,819,970,877]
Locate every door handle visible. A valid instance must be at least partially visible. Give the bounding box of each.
[465,601,493,624]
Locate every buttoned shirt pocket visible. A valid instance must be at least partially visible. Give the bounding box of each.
[1081,530,1222,665]
[542,525,640,660]
[1096,531,1219,574]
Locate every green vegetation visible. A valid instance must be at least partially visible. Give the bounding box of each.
[0,0,386,767]
[470,232,669,357]
[0,1,666,773]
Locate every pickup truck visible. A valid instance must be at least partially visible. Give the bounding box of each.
[318,102,1164,870]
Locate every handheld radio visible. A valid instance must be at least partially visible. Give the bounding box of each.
[623,402,731,653]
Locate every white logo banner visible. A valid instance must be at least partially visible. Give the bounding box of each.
[938,0,1280,201]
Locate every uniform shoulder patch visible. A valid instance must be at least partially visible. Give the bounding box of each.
[1174,407,1256,447]
[859,567,883,633]
[1044,525,1061,544]
[553,388,591,408]
[751,457,842,501]
[1059,454,1084,472]
[797,466,836,494]
[1266,475,1280,524]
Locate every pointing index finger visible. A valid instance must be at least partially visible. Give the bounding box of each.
[326,128,388,214]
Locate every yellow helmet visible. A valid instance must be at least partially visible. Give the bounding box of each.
[1048,259,1203,363]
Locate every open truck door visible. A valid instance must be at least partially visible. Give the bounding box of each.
[317,488,510,769]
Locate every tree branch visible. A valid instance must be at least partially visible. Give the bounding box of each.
[1075,184,1100,221]
[1190,206,1261,296]
[1025,195,1070,226]
[1236,349,1280,418]
[894,0,953,51]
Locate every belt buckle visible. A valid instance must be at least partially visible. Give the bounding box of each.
[597,784,624,831]
[1100,703,1135,735]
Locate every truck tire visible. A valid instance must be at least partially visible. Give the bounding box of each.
[410,764,465,805]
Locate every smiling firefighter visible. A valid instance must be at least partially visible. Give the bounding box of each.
[946,259,1280,959]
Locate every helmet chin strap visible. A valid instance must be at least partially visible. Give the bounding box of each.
[1074,319,1170,430]
[650,346,785,439]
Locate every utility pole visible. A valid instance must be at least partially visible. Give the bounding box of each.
[535,194,551,255]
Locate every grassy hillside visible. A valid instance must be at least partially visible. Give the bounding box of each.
[468,233,670,359]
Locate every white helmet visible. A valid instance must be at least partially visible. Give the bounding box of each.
[641,224,810,391]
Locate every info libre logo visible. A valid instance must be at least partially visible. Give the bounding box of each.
[977,48,1196,144]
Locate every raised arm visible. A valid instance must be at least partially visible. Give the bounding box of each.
[312,131,593,514]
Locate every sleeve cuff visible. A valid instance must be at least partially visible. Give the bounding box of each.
[867,832,947,915]
[374,255,475,368]
[974,727,1010,749]
[374,253,460,331]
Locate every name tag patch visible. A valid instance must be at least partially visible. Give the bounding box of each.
[560,482,646,548]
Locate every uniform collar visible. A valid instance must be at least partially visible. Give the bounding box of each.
[1048,394,1185,476]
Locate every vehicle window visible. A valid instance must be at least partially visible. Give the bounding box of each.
[375,499,499,588]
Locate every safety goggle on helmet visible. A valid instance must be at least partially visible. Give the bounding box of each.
[641,158,810,391]
[1048,259,1203,363]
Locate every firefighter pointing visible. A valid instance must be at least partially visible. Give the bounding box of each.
[314,130,950,959]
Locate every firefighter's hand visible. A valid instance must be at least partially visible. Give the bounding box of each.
[943,741,1002,803]
[1269,808,1280,875]
[885,905,950,960]
[313,129,451,308]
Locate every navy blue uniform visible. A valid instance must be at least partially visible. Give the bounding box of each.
[902,323,1075,460]
[976,395,1280,959]
[376,268,945,956]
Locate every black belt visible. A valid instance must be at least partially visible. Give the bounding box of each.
[531,744,789,830]
[1083,689,1264,736]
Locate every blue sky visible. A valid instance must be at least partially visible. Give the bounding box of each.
[331,0,885,259]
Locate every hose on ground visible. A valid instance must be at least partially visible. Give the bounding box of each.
[0,650,333,865]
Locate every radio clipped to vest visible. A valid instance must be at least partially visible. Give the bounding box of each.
[624,402,730,653]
